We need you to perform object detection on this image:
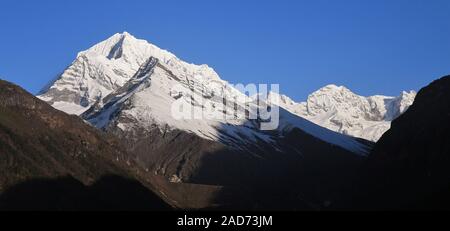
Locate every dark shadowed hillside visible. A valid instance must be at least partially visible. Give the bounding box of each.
[0,175,170,211]
[0,79,171,210]
[355,75,450,210]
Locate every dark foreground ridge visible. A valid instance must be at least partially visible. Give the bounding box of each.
[0,175,170,211]
[352,75,450,210]
[0,79,172,210]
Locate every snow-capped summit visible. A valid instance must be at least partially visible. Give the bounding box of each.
[305,84,362,117]
[268,86,417,141]
[267,91,297,108]
[384,90,416,121]
[38,32,220,115]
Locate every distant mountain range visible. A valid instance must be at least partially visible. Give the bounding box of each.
[267,86,416,141]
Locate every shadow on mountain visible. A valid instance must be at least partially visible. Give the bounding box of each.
[0,175,172,211]
[190,127,367,211]
[342,75,450,210]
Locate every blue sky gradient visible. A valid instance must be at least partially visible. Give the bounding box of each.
[0,0,449,101]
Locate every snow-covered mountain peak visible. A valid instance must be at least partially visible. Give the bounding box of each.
[399,90,417,101]
[306,84,361,117]
[398,90,416,107]
[267,91,298,107]
[267,85,416,141]
[38,32,221,115]
[121,31,132,36]
[320,84,343,90]
[78,32,175,65]
[314,84,353,94]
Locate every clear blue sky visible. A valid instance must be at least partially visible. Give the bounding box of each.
[1,0,449,101]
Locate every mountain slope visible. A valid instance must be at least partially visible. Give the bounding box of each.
[0,79,171,210]
[357,75,450,210]
[80,57,369,164]
[268,85,416,141]
[80,55,371,210]
[82,57,368,155]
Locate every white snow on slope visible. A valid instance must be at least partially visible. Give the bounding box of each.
[83,57,368,155]
[83,57,278,149]
[267,85,416,141]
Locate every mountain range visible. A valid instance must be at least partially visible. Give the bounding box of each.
[38,32,415,142]
[1,32,448,211]
[268,86,416,141]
